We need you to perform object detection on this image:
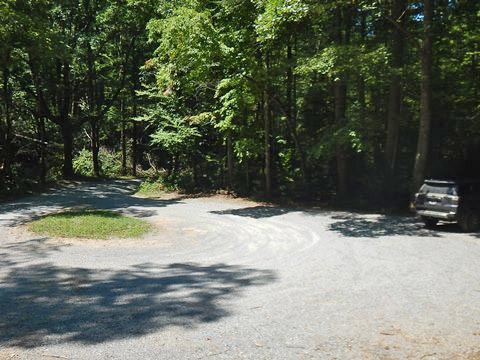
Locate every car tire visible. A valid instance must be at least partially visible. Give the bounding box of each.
[458,210,480,233]
[422,217,438,229]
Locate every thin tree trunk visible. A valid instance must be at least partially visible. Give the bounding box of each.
[358,11,366,123]
[286,36,309,195]
[358,78,366,121]
[264,96,272,197]
[334,79,348,197]
[120,98,127,175]
[39,117,46,186]
[131,45,139,177]
[245,160,250,192]
[2,64,13,178]
[59,59,75,179]
[86,43,101,178]
[29,55,75,179]
[61,122,74,179]
[226,130,233,192]
[264,53,272,198]
[91,119,100,177]
[333,6,350,198]
[413,0,434,190]
[385,0,407,175]
[131,108,138,177]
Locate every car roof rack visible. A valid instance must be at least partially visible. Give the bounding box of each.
[425,179,480,185]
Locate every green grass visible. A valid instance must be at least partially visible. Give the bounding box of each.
[29,210,152,239]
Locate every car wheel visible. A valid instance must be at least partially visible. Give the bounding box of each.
[458,211,480,232]
[422,217,438,229]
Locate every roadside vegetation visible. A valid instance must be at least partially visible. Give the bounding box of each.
[135,177,177,197]
[1,1,479,210]
[29,210,152,239]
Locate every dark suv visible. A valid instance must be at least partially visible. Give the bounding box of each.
[414,179,480,232]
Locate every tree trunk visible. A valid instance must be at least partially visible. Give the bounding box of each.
[2,64,13,179]
[226,130,233,192]
[91,118,100,177]
[264,95,272,198]
[62,62,74,179]
[334,79,348,197]
[385,0,407,176]
[86,43,101,178]
[131,112,138,177]
[39,117,47,186]
[61,121,74,179]
[264,53,272,198]
[131,47,139,177]
[333,5,350,198]
[120,98,127,175]
[286,36,309,195]
[413,0,434,190]
[245,160,250,192]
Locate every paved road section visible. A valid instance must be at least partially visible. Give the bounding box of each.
[0,180,479,359]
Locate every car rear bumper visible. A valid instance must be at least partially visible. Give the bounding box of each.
[416,209,457,221]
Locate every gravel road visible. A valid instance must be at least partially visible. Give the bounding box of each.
[0,180,479,359]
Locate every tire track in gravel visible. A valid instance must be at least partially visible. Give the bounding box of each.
[1,180,480,360]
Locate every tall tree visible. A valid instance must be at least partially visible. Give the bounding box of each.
[333,4,351,198]
[413,0,434,190]
[385,0,407,175]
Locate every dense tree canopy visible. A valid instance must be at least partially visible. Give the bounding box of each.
[1,0,479,207]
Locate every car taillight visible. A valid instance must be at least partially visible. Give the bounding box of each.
[415,193,425,204]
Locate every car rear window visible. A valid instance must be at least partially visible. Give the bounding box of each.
[419,183,458,195]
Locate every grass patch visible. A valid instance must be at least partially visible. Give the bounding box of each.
[29,210,152,239]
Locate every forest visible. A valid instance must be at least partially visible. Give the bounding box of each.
[0,0,479,207]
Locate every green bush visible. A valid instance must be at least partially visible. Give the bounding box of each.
[136,177,177,197]
[175,169,196,192]
[73,148,122,178]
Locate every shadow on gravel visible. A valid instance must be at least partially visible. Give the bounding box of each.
[0,262,276,348]
[211,206,471,238]
[210,206,294,218]
[0,237,64,268]
[327,214,463,238]
[0,180,183,227]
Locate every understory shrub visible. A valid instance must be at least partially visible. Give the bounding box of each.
[73,148,122,178]
[136,169,197,196]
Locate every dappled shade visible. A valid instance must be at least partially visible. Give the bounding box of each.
[327,214,463,238]
[0,180,183,227]
[0,262,276,348]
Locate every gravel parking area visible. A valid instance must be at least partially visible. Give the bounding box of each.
[1,180,479,359]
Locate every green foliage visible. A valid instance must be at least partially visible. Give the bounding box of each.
[136,90,201,157]
[150,117,200,154]
[2,0,480,209]
[215,76,254,132]
[136,169,196,195]
[297,44,390,81]
[73,148,122,178]
[136,177,176,196]
[255,0,309,42]
[308,126,365,161]
[147,5,220,91]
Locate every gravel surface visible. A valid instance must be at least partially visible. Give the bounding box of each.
[0,180,479,359]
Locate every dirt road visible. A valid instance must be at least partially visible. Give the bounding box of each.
[1,180,479,359]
